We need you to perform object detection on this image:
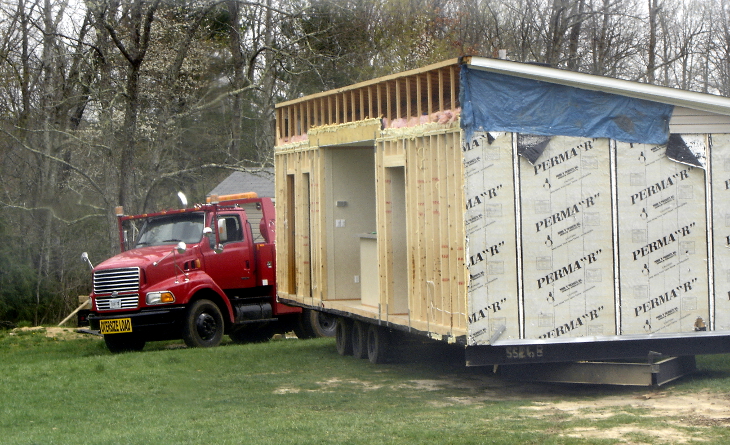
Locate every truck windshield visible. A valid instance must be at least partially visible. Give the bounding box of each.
[134,213,205,248]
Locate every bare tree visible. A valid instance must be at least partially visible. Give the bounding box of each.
[3,0,730,325]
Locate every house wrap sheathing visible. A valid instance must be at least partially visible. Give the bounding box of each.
[275,56,730,358]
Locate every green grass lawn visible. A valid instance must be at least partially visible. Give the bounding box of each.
[2,328,730,444]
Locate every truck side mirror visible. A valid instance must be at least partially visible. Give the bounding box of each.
[217,218,228,243]
[176,242,187,254]
[203,227,223,253]
[81,252,94,270]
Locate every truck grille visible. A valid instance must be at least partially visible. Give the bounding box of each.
[93,267,140,294]
[93,268,141,311]
[95,295,139,311]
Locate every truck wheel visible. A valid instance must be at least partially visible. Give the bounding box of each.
[104,334,145,353]
[366,325,390,364]
[351,320,368,359]
[294,310,337,339]
[182,299,224,348]
[335,317,353,356]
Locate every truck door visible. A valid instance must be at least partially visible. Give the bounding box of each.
[203,213,255,290]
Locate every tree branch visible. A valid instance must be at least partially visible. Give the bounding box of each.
[0,201,106,225]
[2,127,110,206]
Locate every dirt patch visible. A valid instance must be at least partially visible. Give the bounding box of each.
[11,326,99,341]
[317,377,383,391]
[522,389,730,422]
[564,425,699,444]
[277,370,730,443]
[437,373,730,442]
[274,377,383,394]
[517,389,730,443]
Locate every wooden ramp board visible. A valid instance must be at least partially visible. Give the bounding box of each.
[500,355,696,386]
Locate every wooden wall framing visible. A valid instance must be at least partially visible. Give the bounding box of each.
[276,125,467,339]
[275,59,460,145]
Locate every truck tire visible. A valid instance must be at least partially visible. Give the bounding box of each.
[366,324,390,364]
[335,317,353,356]
[294,309,337,339]
[351,320,368,359]
[104,333,145,353]
[182,299,224,348]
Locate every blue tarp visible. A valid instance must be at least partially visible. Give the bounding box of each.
[460,65,674,146]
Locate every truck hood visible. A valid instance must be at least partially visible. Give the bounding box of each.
[95,244,195,270]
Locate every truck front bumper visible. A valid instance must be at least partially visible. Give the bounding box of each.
[89,307,187,341]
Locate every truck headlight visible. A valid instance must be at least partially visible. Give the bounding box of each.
[146,291,175,305]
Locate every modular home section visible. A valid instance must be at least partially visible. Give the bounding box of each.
[275,56,730,364]
[275,60,466,342]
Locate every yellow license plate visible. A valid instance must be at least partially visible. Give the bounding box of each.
[100,318,132,334]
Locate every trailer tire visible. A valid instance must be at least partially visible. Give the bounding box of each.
[294,309,337,339]
[309,311,337,338]
[335,318,353,356]
[366,325,390,364]
[351,321,368,359]
[292,314,316,339]
[104,333,145,353]
[182,299,224,348]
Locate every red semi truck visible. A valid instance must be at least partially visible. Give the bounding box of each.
[86,192,334,353]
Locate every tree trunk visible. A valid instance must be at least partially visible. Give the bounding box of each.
[227,0,245,160]
[566,0,585,71]
[546,0,566,66]
[118,64,140,212]
[647,0,659,84]
[259,0,276,164]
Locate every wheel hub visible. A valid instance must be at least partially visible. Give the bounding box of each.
[319,315,336,331]
[196,313,217,340]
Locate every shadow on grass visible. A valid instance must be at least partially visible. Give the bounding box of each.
[341,335,650,400]
[16,326,730,401]
[367,337,730,400]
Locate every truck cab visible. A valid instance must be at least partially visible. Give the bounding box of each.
[87,193,315,352]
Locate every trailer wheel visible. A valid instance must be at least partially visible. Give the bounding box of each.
[335,318,353,355]
[292,313,316,339]
[182,299,224,348]
[366,325,390,364]
[104,333,145,353]
[351,321,368,359]
[310,311,337,338]
[293,309,337,339]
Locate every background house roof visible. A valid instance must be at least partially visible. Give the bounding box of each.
[208,168,274,198]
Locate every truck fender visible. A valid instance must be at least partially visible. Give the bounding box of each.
[151,272,235,323]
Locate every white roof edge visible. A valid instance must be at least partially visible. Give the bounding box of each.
[464,56,730,117]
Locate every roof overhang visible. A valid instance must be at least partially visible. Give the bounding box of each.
[463,56,730,117]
